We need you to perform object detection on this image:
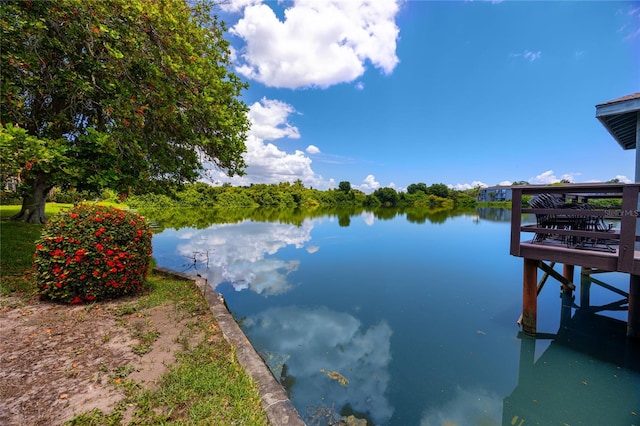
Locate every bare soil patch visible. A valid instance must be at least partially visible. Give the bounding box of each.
[0,295,196,426]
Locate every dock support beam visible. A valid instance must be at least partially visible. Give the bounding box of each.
[580,267,592,310]
[630,275,640,338]
[522,258,538,335]
[561,264,575,325]
[520,260,577,335]
[563,265,575,291]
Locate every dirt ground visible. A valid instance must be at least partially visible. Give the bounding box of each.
[0,295,194,426]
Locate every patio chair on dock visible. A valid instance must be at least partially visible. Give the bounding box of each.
[529,194,616,251]
[529,193,568,242]
[570,204,617,252]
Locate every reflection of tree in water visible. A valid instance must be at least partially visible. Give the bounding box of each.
[280,363,296,394]
[475,207,513,222]
[140,206,366,231]
[259,350,290,381]
[338,214,351,227]
[143,205,480,231]
[183,249,212,273]
[405,207,451,224]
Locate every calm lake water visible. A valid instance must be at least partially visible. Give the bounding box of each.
[151,208,640,425]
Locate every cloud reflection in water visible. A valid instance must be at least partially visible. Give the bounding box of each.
[244,305,394,424]
[171,220,314,295]
[420,386,502,426]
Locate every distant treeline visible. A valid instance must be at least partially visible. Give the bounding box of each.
[122,180,478,210]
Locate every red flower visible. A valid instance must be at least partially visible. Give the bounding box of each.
[55,236,64,243]
[95,243,104,251]
[70,213,78,219]
[36,244,44,250]
[51,249,65,257]
[70,296,82,304]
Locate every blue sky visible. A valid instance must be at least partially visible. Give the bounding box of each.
[206,0,640,193]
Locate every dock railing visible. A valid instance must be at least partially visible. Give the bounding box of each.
[510,183,640,274]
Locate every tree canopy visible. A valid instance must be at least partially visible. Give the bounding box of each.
[0,0,250,222]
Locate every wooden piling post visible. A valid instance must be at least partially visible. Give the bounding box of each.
[560,264,575,324]
[629,274,640,339]
[522,258,538,335]
[563,264,575,294]
[580,267,591,310]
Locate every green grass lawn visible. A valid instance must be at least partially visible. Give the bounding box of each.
[1,203,76,295]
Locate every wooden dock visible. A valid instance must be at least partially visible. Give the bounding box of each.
[510,183,640,338]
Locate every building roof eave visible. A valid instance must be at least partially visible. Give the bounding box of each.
[595,93,640,150]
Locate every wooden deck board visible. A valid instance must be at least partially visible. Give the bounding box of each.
[518,239,640,274]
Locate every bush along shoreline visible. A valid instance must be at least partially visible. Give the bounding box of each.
[34,204,153,304]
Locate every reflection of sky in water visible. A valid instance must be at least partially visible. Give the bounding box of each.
[153,219,314,295]
[420,386,502,426]
[243,306,393,425]
[152,211,640,424]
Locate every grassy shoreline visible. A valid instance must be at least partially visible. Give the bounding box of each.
[0,204,269,425]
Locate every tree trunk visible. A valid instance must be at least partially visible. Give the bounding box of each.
[11,173,51,224]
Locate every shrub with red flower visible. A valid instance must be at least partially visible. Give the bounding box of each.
[34,204,153,303]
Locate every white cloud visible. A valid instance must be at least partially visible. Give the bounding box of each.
[450,181,488,190]
[614,175,633,183]
[621,5,640,40]
[203,98,332,188]
[354,174,381,193]
[248,98,300,141]
[530,170,557,184]
[220,0,262,14]
[229,0,401,88]
[510,50,542,62]
[230,136,321,184]
[306,144,320,154]
[529,170,580,184]
[524,50,542,62]
[498,180,512,186]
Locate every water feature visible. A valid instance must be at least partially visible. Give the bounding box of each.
[150,207,640,425]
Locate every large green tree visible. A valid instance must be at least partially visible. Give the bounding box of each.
[0,0,249,222]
